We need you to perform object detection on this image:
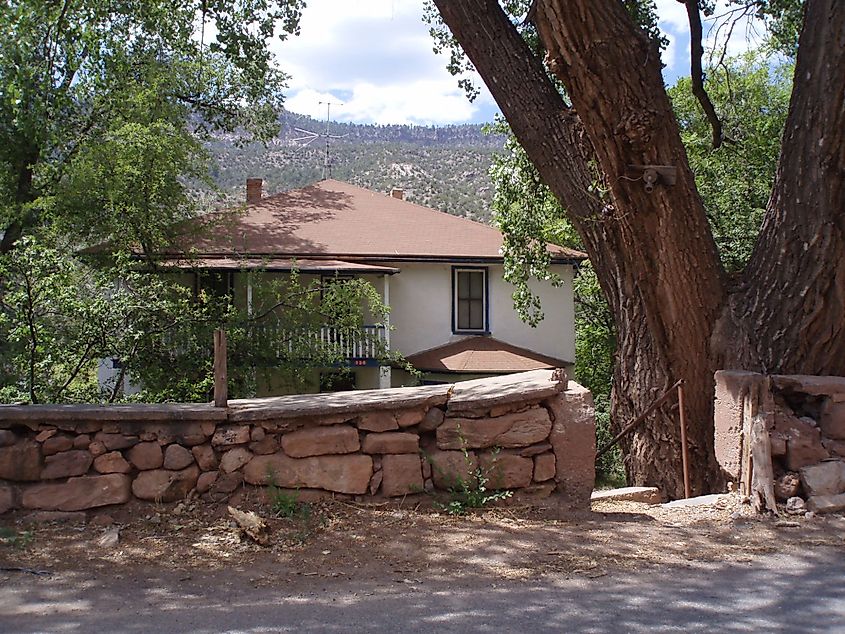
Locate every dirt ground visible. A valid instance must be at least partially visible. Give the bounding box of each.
[2,492,844,589]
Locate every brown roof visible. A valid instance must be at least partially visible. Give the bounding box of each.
[405,337,571,374]
[156,257,399,274]
[163,179,584,262]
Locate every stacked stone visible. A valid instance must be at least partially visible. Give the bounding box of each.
[0,370,598,514]
[715,372,845,514]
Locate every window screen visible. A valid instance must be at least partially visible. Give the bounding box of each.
[455,269,486,331]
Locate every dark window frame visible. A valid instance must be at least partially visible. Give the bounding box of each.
[451,266,489,334]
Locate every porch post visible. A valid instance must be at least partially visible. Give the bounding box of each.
[378,274,392,389]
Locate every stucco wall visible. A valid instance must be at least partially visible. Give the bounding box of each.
[380,261,575,362]
[0,371,594,515]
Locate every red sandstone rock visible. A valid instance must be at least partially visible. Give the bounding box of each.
[93,451,131,474]
[87,441,107,457]
[42,435,73,456]
[163,444,195,470]
[0,485,14,513]
[362,432,419,455]
[35,429,57,442]
[22,474,131,511]
[41,450,93,480]
[418,407,446,432]
[243,453,372,495]
[72,434,91,450]
[437,408,552,450]
[0,430,17,447]
[191,444,218,471]
[776,414,830,471]
[368,469,383,495]
[94,432,138,451]
[0,441,42,481]
[281,425,359,458]
[127,442,163,470]
[519,442,554,457]
[210,472,242,495]
[220,447,253,473]
[533,453,556,482]
[131,465,200,502]
[774,472,801,501]
[196,471,218,494]
[356,411,399,432]
[212,425,251,447]
[547,385,596,503]
[820,399,845,440]
[396,409,424,428]
[807,492,845,514]
[478,452,533,489]
[380,454,423,497]
[800,460,845,497]
[822,437,845,457]
[427,449,478,490]
[251,427,265,442]
[249,435,279,455]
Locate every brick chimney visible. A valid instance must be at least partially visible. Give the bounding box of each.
[390,188,404,200]
[246,178,263,203]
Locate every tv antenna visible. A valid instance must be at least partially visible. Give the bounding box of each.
[290,101,348,179]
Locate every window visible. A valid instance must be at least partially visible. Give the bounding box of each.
[453,267,488,333]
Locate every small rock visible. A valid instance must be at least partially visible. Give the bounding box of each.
[96,527,120,548]
[93,451,131,474]
[35,429,57,442]
[785,496,807,515]
[774,472,801,501]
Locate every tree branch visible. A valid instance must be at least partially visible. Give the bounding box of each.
[682,0,724,148]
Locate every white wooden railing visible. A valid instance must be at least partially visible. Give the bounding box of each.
[247,324,388,361]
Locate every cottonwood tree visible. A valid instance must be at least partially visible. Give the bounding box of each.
[431,0,844,497]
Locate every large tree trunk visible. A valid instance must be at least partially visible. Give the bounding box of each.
[433,0,845,497]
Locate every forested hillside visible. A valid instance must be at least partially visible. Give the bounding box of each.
[205,111,504,221]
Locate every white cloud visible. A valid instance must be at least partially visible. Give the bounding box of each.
[272,0,496,125]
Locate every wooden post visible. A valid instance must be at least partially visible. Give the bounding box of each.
[677,381,691,499]
[213,328,228,408]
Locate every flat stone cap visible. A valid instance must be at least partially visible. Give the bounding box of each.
[0,403,228,423]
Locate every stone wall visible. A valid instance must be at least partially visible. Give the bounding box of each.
[0,370,596,515]
[714,371,845,514]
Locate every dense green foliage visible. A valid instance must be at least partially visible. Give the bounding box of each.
[669,55,792,272]
[0,238,394,404]
[0,0,304,252]
[0,2,406,404]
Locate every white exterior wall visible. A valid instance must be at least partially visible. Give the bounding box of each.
[378,262,576,363]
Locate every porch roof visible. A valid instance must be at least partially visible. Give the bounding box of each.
[405,336,572,374]
[155,257,400,275]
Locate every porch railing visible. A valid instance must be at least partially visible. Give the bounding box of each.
[245,323,388,362]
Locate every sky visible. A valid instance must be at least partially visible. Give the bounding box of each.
[274,0,763,126]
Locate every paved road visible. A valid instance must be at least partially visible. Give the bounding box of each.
[2,548,843,633]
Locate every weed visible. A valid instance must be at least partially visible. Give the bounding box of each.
[266,471,310,520]
[427,439,513,516]
[0,526,33,548]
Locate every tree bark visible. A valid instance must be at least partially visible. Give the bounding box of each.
[433,0,845,498]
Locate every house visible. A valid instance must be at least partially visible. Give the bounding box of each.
[136,178,584,394]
